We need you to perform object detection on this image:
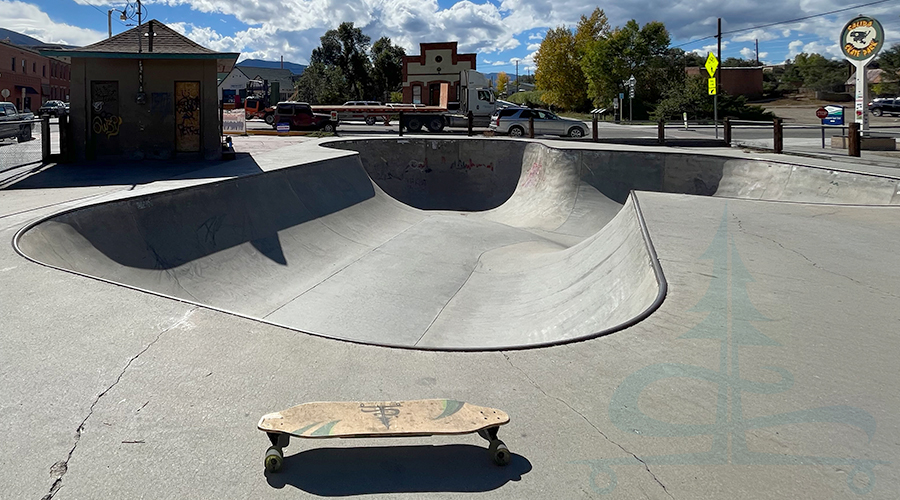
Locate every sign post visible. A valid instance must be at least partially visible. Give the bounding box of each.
[705,52,719,138]
[840,15,884,134]
[627,75,636,122]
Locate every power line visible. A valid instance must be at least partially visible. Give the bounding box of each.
[672,0,894,49]
[83,2,129,27]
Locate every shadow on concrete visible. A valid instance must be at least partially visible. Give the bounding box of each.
[264,444,531,495]
[3,153,263,189]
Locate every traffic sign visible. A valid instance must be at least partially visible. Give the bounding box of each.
[815,107,828,119]
[708,78,716,95]
[629,88,635,98]
[705,52,719,77]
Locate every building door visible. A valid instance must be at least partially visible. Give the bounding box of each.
[175,81,201,153]
[89,81,122,158]
[429,84,442,106]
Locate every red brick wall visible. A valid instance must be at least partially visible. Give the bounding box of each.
[686,66,763,99]
[0,41,71,109]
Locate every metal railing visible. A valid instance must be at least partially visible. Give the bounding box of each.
[0,115,67,180]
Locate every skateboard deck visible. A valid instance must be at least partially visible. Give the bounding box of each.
[258,399,510,472]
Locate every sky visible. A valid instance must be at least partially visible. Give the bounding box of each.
[3,0,899,74]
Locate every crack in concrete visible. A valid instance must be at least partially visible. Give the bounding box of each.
[733,216,900,300]
[500,353,674,499]
[41,308,197,500]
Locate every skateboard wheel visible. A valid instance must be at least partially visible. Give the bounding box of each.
[489,440,510,466]
[264,446,284,473]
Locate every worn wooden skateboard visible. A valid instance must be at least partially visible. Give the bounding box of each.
[258,399,510,472]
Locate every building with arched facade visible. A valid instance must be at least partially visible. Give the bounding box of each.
[402,42,476,105]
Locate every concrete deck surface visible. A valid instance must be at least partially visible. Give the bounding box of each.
[1,134,898,499]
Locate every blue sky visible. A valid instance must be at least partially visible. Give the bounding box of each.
[4,0,899,74]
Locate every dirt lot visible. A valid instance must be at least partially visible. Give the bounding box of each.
[759,96,900,125]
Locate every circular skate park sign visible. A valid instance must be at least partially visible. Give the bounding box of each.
[840,15,883,61]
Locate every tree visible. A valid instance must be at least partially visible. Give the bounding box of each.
[574,8,610,55]
[581,19,671,114]
[723,57,759,67]
[791,52,845,92]
[652,75,774,121]
[311,22,372,101]
[293,62,348,104]
[496,72,509,94]
[873,43,900,95]
[534,27,586,110]
[370,37,406,102]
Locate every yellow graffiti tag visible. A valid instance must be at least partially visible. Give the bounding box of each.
[92,115,123,139]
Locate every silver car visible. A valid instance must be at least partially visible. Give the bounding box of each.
[489,107,588,138]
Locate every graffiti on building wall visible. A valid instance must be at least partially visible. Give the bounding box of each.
[175,81,201,152]
[90,81,120,154]
[92,115,123,139]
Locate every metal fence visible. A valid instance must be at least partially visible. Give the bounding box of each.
[725,119,900,158]
[0,117,65,175]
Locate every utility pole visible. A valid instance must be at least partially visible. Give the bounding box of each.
[515,60,519,94]
[755,39,759,65]
[137,0,142,25]
[715,17,721,139]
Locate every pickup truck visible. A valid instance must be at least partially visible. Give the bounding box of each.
[0,102,34,142]
[272,102,337,132]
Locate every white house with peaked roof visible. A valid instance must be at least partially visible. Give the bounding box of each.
[217,66,250,104]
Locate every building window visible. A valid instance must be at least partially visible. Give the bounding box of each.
[412,85,422,104]
[32,62,36,73]
[12,58,15,71]
[435,55,443,63]
[42,65,45,77]
[22,59,26,72]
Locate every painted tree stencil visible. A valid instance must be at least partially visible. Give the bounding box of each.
[577,207,887,496]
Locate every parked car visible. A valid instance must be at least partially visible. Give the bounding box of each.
[0,102,34,142]
[489,107,588,138]
[340,101,384,125]
[38,100,66,117]
[272,102,338,132]
[868,97,899,117]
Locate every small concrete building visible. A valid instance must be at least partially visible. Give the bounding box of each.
[42,20,238,161]
[402,42,476,105]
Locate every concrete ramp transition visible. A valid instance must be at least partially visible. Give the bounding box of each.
[15,139,900,350]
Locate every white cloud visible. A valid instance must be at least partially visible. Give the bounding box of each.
[732,29,780,43]
[739,47,767,61]
[1,0,106,46]
[787,39,804,58]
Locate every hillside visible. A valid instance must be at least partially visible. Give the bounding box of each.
[0,28,44,46]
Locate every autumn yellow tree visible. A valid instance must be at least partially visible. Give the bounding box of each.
[534,27,583,109]
[496,72,510,94]
[534,8,609,110]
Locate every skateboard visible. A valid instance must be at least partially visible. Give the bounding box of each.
[258,399,510,472]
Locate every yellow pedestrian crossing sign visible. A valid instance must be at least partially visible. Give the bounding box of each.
[708,78,717,95]
[705,52,718,77]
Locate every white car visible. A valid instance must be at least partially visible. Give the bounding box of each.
[489,107,588,138]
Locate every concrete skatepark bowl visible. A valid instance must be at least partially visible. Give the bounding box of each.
[13,138,900,350]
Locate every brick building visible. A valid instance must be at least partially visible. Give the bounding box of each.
[0,39,70,111]
[686,66,764,100]
[402,42,476,105]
